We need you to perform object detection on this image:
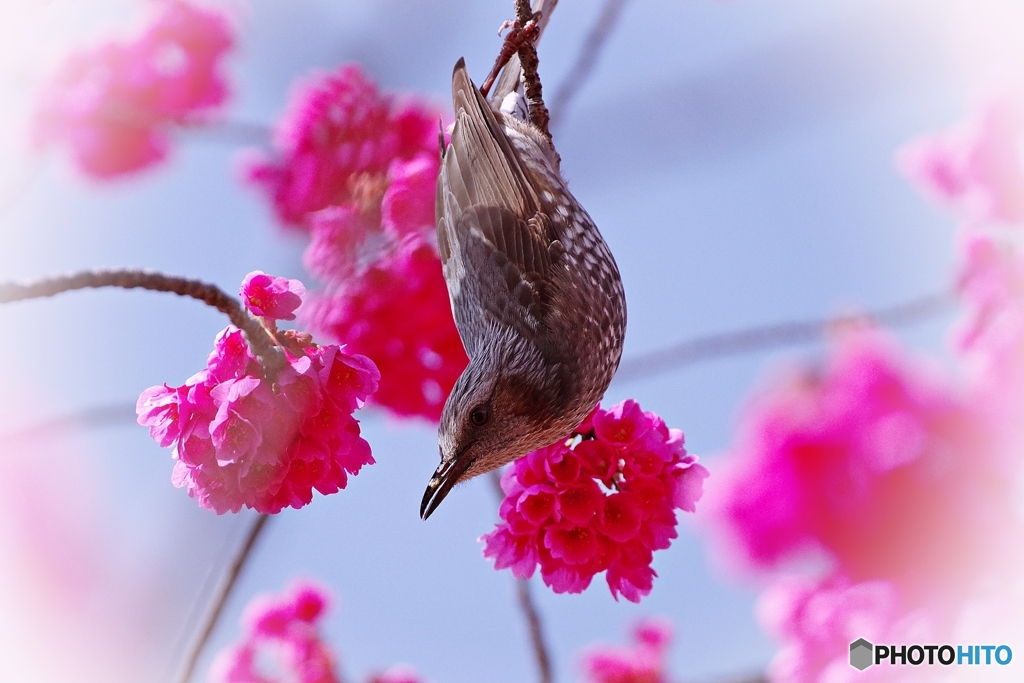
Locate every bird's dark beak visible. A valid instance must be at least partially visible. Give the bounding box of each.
[420,451,474,520]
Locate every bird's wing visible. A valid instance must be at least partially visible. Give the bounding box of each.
[437,58,563,358]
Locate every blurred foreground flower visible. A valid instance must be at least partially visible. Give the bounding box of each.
[137,273,379,514]
[704,327,1023,682]
[705,331,1012,597]
[244,64,465,421]
[481,400,708,602]
[580,618,675,683]
[896,100,1024,227]
[211,580,341,683]
[212,580,428,683]
[35,0,233,177]
[757,576,931,683]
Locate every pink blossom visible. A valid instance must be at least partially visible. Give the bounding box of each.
[244,64,437,227]
[242,271,306,321]
[303,206,371,283]
[703,330,1013,601]
[306,236,468,421]
[137,274,379,514]
[366,666,427,683]
[35,1,233,177]
[481,400,708,602]
[896,100,1024,226]
[210,581,341,683]
[381,153,440,238]
[580,618,674,683]
[758,576,933,683]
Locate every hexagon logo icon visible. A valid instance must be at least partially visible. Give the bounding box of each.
[850,638,874,671]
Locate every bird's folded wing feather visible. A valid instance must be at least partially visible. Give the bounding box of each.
[438,59,562,356]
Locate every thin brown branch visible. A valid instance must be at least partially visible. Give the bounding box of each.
[0,268,286,381]
[613,290,955,385]
[514,0,552,142]
[174,513,272,683]
[489,0,558,108]
[488,470,554,683]
[0,401,136,447]
[549,0,632,130]
[516,578,554,683]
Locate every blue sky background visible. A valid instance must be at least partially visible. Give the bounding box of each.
[0,0,1018,681]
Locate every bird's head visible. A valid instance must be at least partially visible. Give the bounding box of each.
[420,346,570,519]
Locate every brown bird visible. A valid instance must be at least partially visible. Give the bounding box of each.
[420,57,626,519]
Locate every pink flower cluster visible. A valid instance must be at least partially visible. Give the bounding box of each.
[580,619,675,683]
[244,65,436,227]
[35,1,233,177]
[307,236,469,420]
[482,400,709,602]
[245,64,466,421]
[706,331,1007,597]
[757,577,929,683]
[210,581,341,683]
[896,100,1024,226]
[137,272,379,514]
[212,581,428,683]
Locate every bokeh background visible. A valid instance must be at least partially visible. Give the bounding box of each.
[1,0,1021,681]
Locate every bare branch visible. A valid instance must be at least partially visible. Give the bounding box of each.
[514,0,552,141]
[173,513,272,683]
[488,470,554,683]
[0,268,286,381]
[613,290,955,385]
[549,0,633,130]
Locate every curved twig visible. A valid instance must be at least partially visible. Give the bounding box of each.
[0,268,286,380]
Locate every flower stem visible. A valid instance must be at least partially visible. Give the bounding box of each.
[488,470,554,683]
[175,512,272,683]
[0,268,286,380]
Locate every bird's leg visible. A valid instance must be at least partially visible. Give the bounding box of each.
[478,12,543,99]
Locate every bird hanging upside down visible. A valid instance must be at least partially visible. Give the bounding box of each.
[420,46,627,519]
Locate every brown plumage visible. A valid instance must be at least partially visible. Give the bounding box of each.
[420,58,626,519]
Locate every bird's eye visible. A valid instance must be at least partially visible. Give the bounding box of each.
[469,404,490,427]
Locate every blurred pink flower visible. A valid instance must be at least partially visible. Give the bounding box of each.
[137,273,379,514]
[35,1,233,177]
[244,64,459,422]
[897,100,1024,226]
[306,236,468,421]
[366,666,427,683]
[303,206,372,283]
[580,618,674,683]
[211,580,341,683]
[244,64,437,227]
[758,576,934,683]
[381,152,440,239]
[481,400,708,602]
[704,330,1013,602]
[242,271,306,321]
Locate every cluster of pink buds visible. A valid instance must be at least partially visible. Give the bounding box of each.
[580,618,675,683]
[482,400,708,602]
[210,581,341,683]
[137,272,379,514]
[35,1,233,177]
[245,64,466,421]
